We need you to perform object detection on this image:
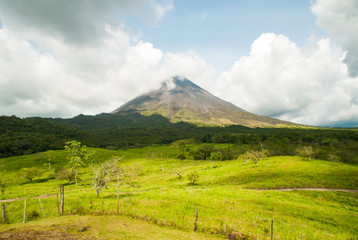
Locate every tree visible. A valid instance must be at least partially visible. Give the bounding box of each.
[296,146,315,160]
[90,157,122,197]
[242,149,268,166]
[19,167,42,183]
[210,151,223,161]
[172,139,194,160]
[65,140,91,185]
[328,152,341,165]
[190,145,214,160]
[45,150,55,171]
[54,167,76,183]
[210,151,223,168]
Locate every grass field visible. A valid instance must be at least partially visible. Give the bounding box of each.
[0,145,357,239]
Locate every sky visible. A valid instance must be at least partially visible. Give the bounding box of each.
[0,0,357,127]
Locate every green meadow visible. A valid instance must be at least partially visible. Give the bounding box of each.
[0,145,357,239]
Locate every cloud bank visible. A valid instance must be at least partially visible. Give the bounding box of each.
[218,33,358,126]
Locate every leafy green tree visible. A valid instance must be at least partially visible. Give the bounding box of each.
[190,145,214,160]
[54,167,76,183]
[210,151,223,161]
[19,167,43,183]
[90,157,122,197]
[65,140,91,185]
[172,139,194,160]
[210,151,223,168]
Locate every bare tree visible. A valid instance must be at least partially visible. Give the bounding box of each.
[45,150,55,171]
[243,149,269,166]
[296,146,315,160]
[90,157,122,197]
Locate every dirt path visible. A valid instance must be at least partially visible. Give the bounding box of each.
[0,194,57,203]
[249,188,358,193]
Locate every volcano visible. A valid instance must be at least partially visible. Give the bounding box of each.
[112,76,297,127]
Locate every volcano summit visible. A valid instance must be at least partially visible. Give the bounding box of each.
[112,77,297,127]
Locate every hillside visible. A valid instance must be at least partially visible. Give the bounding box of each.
[0,147,357,239]
[112,76,298,127]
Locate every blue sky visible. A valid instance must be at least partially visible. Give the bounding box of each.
[0,0,357,126]
[128,0,325,72]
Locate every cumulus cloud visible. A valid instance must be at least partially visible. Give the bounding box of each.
[160,50,217,91]
[0,19,214,118]
[0,0,212,118]
[218,33,358,126]
[312,0,358,77]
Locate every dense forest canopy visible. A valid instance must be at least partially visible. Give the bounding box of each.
[1,112,357,163]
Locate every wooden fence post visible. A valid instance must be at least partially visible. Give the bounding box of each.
[56,193,60,215]
[193,207,198,231]
[23,199,26,223]
[38,199,46,218]
[60,184,64,216]
[1,204,6,224]
[117,175,120,214]
[271,219,274,240]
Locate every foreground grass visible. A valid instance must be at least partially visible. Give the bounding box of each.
[0,215,223,239]
[1,147,357,239]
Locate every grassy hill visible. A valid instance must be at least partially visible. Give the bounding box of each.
[0,146,357,239]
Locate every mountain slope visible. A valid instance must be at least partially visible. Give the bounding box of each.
[112,76,297,127]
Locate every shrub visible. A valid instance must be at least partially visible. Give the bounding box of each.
[19,167,43,183]
[187,171,200,185]
[175,169,184,179]
[54,167,76,183]
[28,210,40,220]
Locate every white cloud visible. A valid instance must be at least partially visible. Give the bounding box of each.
[312,0,358,77]
[218,33,358,126]
[0,0,173,44]
[0,22,215,118]
[160,50,217,91]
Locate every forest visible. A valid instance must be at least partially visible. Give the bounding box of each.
[1,113,357,164]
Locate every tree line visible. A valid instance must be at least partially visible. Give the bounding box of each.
[1,113,357,163]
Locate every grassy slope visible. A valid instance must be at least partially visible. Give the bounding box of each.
[0,146,357,239]
[0,215,222,240]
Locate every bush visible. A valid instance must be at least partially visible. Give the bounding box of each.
[175,169,184,179]
[28,210,40,220]
[187,171,200,185]
[19,167,43,183]
[54,167,76,183]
